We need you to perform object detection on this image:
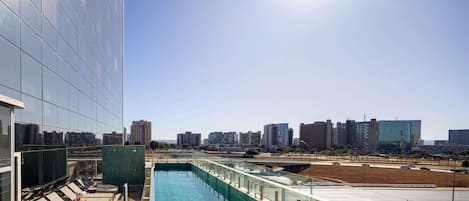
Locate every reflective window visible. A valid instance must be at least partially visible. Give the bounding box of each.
[42,17,57,50]
[68,112,78,130]
[56,57,69,81]
[21,52,42,98]
[0,35,20,90]
[43,101,57,127]
[20,24,41,62]
[20,0,41,35]
[42,42,57,72]
[0,1,20,46]
[41,0,57,28]
[21,94,41,124]
[68,86,78,113]
[42,67,58,105]
[0,105,11,168]
[57,107,68,129]
[2,0,19,15]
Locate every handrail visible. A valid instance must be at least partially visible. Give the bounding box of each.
[198,159,318,201]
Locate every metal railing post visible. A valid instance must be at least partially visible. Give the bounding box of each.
[124,183,128,201]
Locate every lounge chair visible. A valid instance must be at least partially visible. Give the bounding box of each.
[46,192,65,201]
[60,186,77,200]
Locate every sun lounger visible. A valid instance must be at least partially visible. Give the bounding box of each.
[68,182,86,194]
[46,192,65,201]
[60,186,77,200]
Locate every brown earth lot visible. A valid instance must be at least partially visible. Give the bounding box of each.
[299,165,469,187]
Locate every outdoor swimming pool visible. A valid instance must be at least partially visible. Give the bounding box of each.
[154,170,225,201]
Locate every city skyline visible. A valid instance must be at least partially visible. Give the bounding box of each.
[124,0,469,140]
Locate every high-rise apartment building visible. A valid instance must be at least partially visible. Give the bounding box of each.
[208,132,223,144]
[222,132,238,144]
[239,131,261,145]
[299,121,332,149]
[346,120,357,147]
[263,123,289,151]
[177,131,201,147]
[449,129,469,145]
[131,120,152,147]
[335,122,347,147]
[0,0,123,194]
[355,121,370,150]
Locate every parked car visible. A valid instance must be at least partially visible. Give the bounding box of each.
[400,165,411,169]
[407,164,416,168]
[332,162,341,166]
[362,163,370,167]
[420,167,430,171]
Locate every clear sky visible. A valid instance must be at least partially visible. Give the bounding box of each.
[124,0,469,141]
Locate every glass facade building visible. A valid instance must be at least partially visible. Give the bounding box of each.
[0,0,123,193]
[377,120,421,153]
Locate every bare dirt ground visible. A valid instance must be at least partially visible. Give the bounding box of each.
[299,165,469,187]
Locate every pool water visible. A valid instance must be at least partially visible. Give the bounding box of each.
[154,170,226,201]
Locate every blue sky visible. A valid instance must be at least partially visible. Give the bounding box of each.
[124,0,469,140]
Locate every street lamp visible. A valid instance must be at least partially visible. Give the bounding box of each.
[300,140,313,197]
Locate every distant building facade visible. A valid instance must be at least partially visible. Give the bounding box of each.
[377,120,421,153]
[434,140,449,145]
[177,131,201,147]
[222,132,238,144]
[239,131,261,145]
[288,128,294,146]
[208,132,223,144]
[65,132,97,146]
[449,130,469,145]
[335,122,347,147]
[43,131,64,145]
[103,132,123,145]
[263,123,289,151]
[299,121,332,150]
[130,120,152,147]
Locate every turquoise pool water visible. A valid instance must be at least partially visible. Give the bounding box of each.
[154,170,226,201]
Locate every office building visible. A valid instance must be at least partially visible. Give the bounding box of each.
[15,123,41,148]
[208,132,223,144]
[131,120,152,147]
[222,132,238,144]
[103,132,124,145]
[177,131,201,147]
[300,121,332,150]
[377,120,421,153]
[239,131,261,145]
[434,140,449,145]
[449,129,469,145]
[43,131,64,145]
[0,0,123,195]
[65,132,97,146]
[263,123,289,151]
